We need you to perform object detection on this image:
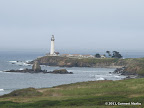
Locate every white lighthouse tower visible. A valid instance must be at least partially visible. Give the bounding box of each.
[50,35,55,55]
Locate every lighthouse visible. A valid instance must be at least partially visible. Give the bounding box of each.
[50,35,55,55]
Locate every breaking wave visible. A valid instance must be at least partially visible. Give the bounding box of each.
[0,89,4,92]
[8,60,32,66]
[96,77,106,80]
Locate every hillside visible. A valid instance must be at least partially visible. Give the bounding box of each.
[0,78,144,108]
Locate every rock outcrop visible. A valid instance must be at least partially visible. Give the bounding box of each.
[4,68,47,73]
[30,56,127,68]
[32,61,41,72]
[4,67,73,74]
[47,69,73,74]
[5,61,44,73]
[113,67,126,74]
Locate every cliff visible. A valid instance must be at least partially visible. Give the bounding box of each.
[123,58,144,76]
[31,56,127,67]
[30,56,144,76]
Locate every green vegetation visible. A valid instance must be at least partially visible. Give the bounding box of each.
[35,56,122,67]
[124,58,144,76]
[3,88,42,97]
[95,53,101,58]
[106,51,122,58]
[0,78,144,108]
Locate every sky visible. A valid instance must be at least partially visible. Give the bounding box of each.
[0,0,144,52]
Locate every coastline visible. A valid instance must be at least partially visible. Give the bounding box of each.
[31,56,144,77]
[1,55,144,98]
[0,58,141,107]
[0,78,144,108]
[0,67,126,96]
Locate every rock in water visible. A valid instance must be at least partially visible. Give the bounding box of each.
[32,61,41,72]
[52,69,73,74]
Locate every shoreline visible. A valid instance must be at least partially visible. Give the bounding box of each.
[31,56,144,77]
[1,77,144,108]
[2,56,144,97]
[0,66,128,96]
[0,69,131,97]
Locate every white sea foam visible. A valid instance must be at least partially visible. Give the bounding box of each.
[19,68,24,70]
[9,60,31,66]
[96,77,105,80]
[114,76,120,78]
[0,71,3,73]
[0,89,4,92]
[22,63,28,66]
[25,60,32,63]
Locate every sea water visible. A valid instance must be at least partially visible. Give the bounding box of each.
[0,50,143,96]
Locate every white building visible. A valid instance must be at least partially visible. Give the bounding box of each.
[82,55,95,58]
[100,55,106,58]
[50,35,55,55]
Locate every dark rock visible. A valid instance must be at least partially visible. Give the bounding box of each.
[48,69,73,74]
[32,61,41,72]
[4,68,73,74]
[113,67,139,77]
[126,76,131,79]
[5,68,47,73]
[113,67,126,74]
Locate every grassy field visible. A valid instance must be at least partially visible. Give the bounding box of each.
[0,78,144,108]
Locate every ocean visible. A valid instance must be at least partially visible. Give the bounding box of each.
[0,50,143,96]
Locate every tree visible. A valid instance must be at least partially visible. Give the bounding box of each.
[103,54,106,57]
[106,51,110,54]
[95,53,101,58]
[112,51,122,58]
[106,51,112,57]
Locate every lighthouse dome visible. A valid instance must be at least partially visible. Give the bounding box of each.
[51,35,55,41]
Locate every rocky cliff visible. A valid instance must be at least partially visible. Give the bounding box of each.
[30,56,144,76]
[31,56,128,67]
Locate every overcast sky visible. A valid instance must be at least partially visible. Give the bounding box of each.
[0,0,144,52]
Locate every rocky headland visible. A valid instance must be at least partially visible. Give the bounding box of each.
[29,56,144,77]
[30,56,126,67]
